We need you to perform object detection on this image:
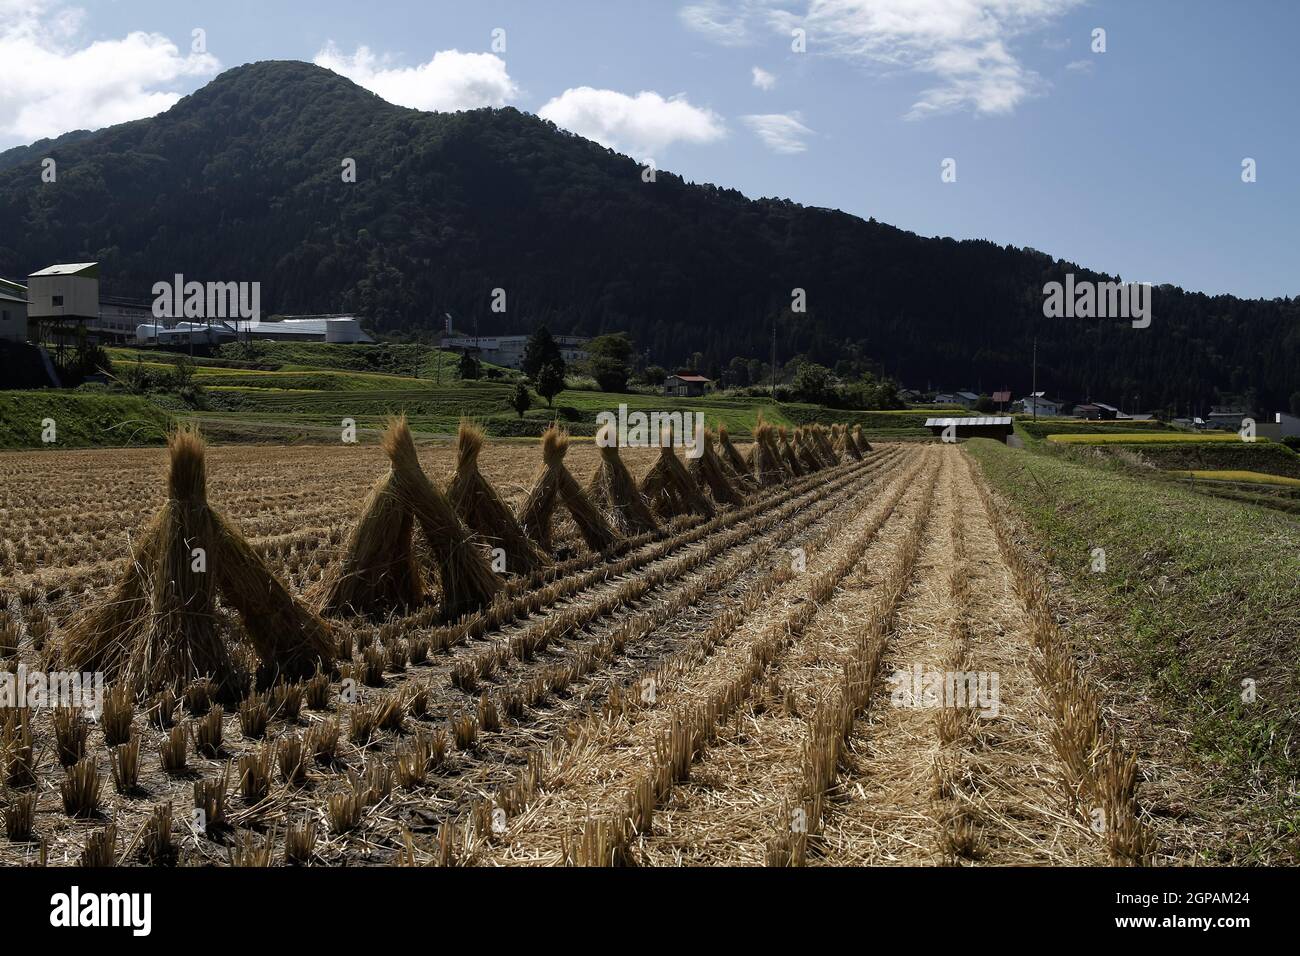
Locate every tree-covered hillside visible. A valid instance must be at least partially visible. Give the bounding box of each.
[1,60,1295,411]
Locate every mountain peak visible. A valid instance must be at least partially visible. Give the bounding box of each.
[0,62,1293,409]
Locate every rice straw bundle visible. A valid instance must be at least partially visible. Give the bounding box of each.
[687,429,746,507]
[811,424,840,465]
[521,426,622,553]
[587,423,660,536]
[65,426,333,695]
[716,425,754,486]
[448,420,547,576]
[640,425,717,518]
[776,426,805,477]
[794,427,823,473]
[317,417,501,620]
[834,423,862,460]
[852,424,873,454]
[385,418,504,618]
[317,465,422,616]
[751,418,786,487]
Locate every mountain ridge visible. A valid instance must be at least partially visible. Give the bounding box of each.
[1,59,1295,411]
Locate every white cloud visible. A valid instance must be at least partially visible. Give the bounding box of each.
[742,112,813,153]
[0,0,220,144]
[679,1,757,46]
[539,87,725,156]
[682,0,1083,118]
[313,43,518,112]
[1065,58,1094,73]
[752,66,777,89]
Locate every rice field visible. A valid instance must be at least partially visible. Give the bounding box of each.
[1046,432,1259,444]
[0,423,1173,867]
[1171,469,1300,487]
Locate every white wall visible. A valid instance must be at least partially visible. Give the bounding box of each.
[0,300,27,342]
[27,274,99,320]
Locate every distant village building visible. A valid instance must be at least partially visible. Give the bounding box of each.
[932,391,980,408]
[1206,405,1250,431]
[0,277,27,343]
[1016,392,1064,417]
[439,323,588,370]
[924,416,1014,443]
[664,372,712,397]
[1074,402,1119,420]
[1258,412,1300,441]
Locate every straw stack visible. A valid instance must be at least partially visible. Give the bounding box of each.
[448,420,548,576]
[640,425,717,519]
[521,426,622,553]
[65,426,334,695]
[588,422,660,536]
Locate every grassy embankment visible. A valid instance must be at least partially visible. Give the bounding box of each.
[968,437,1300,862]
[0,392,172,448]
[6,343,933,447]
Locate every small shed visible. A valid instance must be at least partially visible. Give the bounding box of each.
[925,416,1015,443]
[664,373,712,397]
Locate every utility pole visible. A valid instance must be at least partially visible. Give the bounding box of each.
[1031,333,1038,422]
[771,319,777,400]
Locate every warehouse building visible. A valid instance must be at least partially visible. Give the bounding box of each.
[0,277,27,343]
[925,416,1015,442]
[439,325,588,369]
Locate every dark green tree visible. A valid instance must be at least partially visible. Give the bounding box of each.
[509,381,532,418]
[642,364,668,387]
[522,327,564,380]
[535,361,565,407]
[457,350,481,380]
[793,362,835,405]
[587,332,633,393]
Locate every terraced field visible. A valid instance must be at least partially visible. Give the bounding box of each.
[0,431,1180,867]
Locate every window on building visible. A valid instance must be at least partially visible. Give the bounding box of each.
[52,295,64,306]
[1,310,9,322]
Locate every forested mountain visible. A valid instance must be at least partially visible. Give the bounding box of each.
[0,60,1295,411]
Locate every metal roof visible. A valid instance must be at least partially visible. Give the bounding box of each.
[924,417,1013,427]
[29,262,99,277]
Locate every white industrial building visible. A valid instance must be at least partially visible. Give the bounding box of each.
[136,315,370,345]
[23,262,375,347]
[237,315,373,343]
[25,262,152,346]
[135,321,240,346]
[0,277,27,342]
[439,326,588,369]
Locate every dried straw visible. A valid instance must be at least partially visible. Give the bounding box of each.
[777,426,806,476]
[384,417,503,618]
[793,428,823,473]
[521,426,621,553]
[65,426,333,695]
[449,420,548,576]
[716,425,755,487]
[687,429,746,507]
[588,423,660,536]
[751,418,787,487]
[640,425,717,519]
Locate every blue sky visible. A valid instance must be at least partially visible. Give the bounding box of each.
[1,0,1294,299]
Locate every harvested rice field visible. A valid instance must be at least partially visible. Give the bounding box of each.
[0,424,1203,867]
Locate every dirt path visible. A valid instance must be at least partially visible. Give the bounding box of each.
[467,443,1131,867]
[814,446,1106,865]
